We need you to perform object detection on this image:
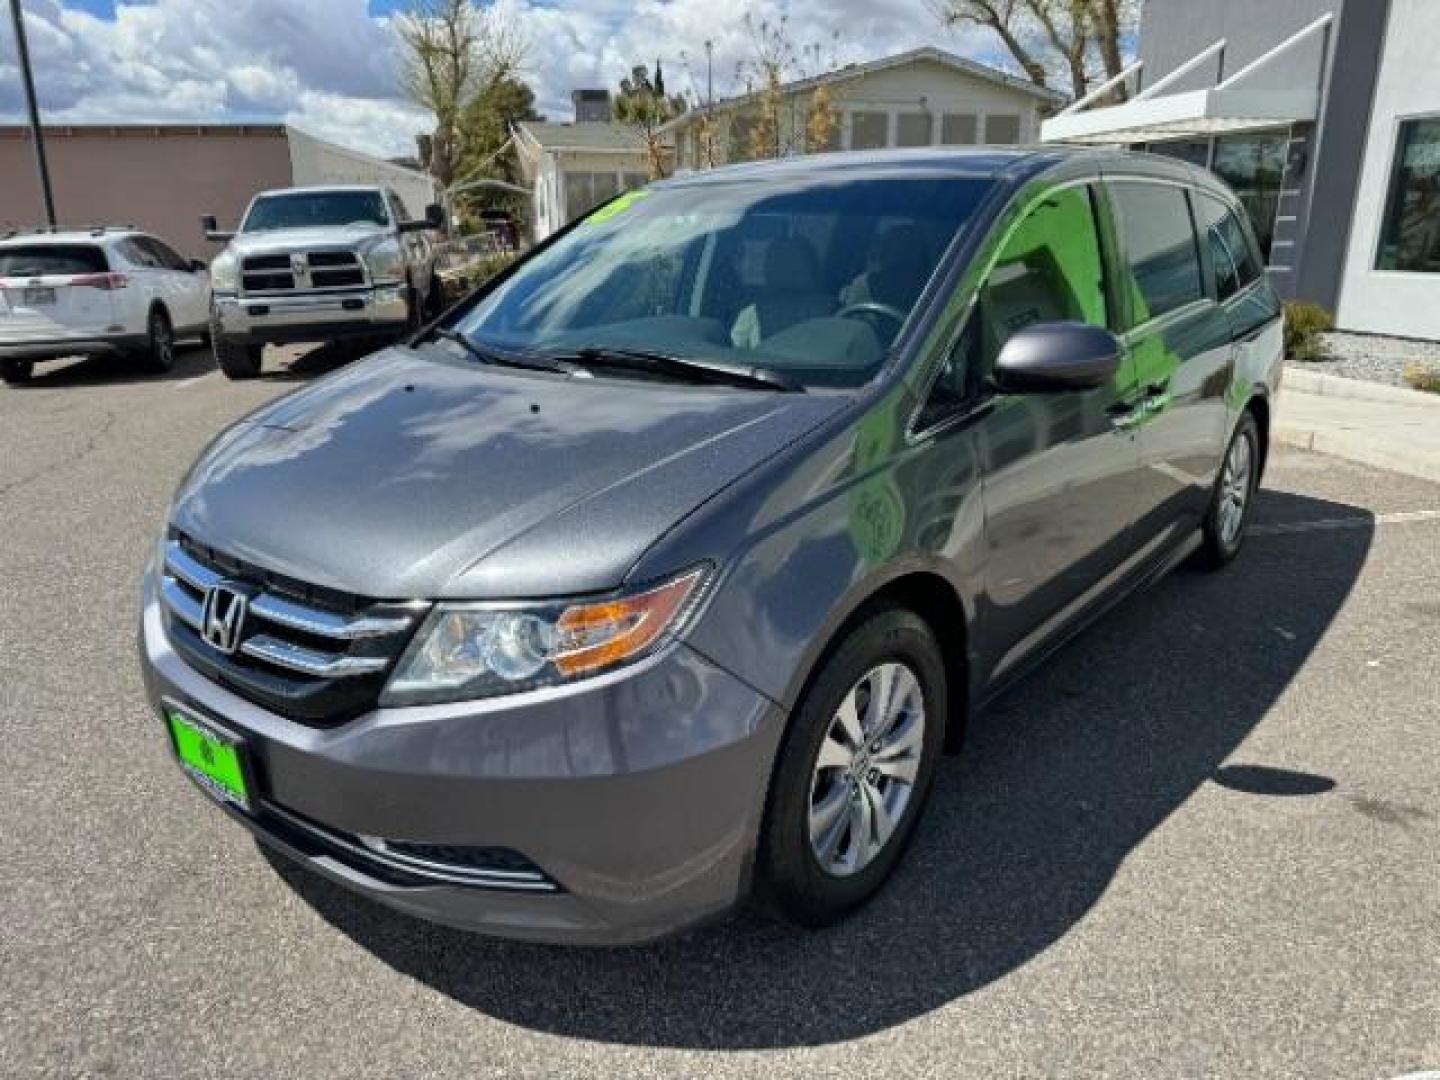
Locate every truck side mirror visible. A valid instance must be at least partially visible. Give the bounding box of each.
[424,203,445,229]
[201,214,233,242]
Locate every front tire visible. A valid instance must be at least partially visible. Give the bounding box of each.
[213,335,263,380]
[1197,411,1261,568]
[1,358,34,385]
[758,606,946,927]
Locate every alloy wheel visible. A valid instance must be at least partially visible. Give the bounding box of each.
[1218,429,1254,546]
[807,662,926,877]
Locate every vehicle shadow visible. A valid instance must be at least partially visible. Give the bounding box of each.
[264,339,383,382]
[266,486,1372,1050]
[19,343,217,387]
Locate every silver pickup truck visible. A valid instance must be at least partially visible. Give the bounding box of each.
[202,185,444,379]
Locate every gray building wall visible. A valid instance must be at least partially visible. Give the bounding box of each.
[1136,0,1390,310]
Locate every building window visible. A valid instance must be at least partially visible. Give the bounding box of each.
[940,113,978,145]
[851,111,888,150]
[1210,134,1288,258]
[986,115,1021,144]
[1108,181,1205,325]
[1377,117,1440,273]
[565,171,621,223]
[896,112,931,147]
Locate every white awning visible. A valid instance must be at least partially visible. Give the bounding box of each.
[1042,13,1332,146]
[1042,86,1319,145]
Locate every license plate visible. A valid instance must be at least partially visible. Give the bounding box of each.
[23,287,56,306]
[165,704,251,812]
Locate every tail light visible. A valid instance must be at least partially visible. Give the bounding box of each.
[70,272,129,290]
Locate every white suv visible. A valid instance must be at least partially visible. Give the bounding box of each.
[0,229,211,385]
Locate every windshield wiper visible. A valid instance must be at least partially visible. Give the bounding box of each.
[430,328,574,375]
[543,346,804,393]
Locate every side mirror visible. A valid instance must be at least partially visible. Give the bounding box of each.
[400,203,445,233]
[200,214,233,242]
[189,259,208,273]
[992,322,1121,394]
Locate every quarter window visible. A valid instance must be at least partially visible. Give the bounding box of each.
[1108,181,1204,325]
[1376,117,1440,273]
[1197,195,1262,301]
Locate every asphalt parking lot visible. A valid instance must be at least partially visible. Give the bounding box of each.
[2,345,1437,1078]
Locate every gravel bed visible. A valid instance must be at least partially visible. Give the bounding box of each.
[1289,330,1440,386]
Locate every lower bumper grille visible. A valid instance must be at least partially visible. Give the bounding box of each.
[260,801,561,892]
[159,534,423,725]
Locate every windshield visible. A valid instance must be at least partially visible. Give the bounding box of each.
[241,191,389,232]
[451,170,993,388]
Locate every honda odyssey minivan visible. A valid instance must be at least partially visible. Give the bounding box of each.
[140,148,1283,944]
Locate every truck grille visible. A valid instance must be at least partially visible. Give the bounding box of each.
[158,534,423,725]
[240,251,366,294]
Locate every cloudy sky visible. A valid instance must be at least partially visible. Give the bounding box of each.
[0,0,1002,160]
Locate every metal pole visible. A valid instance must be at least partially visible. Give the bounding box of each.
[8,0,56,229]
[705,39,713,111]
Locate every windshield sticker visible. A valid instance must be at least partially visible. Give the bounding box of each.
[585,189,649,225]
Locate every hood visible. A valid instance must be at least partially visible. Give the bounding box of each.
[171,347,848,600]
[227,225,387,256]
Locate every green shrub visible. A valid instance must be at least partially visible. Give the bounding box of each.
[1403,362,1440,394]
[1283,300,1334,361]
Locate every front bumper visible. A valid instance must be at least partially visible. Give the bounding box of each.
[139,574,785,945]
[212,286,409,346]
[0,331,146,361]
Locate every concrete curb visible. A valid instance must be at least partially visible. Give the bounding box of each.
[1274,424,1440,484]
[1283,366,1440,409]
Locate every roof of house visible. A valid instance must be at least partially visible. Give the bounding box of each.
[664,46,1066,132]
[513,121,654,154]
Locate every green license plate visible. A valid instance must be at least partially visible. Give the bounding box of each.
[166,705,250,811]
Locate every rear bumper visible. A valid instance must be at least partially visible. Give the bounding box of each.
[213,286,408,345]
[138,572,786,945]
[0,332,145,361]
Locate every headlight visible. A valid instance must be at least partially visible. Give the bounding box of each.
[209,251,238,293]
[382,566,709,705]
[361,239,405,285]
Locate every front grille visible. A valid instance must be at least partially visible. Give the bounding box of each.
[240,250,365,295]
[159,534,423,725]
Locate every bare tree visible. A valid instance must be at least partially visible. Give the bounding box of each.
[735,15,841,161]
[615,62,687,179]
[396,0,527,190]
[931,0,1137,101]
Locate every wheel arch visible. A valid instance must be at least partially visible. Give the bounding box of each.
[1245,393,1271,481]
[782,568,973,755]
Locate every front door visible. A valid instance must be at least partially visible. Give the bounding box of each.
[965,182,1145,685]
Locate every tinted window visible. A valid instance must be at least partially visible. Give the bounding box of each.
[142,236,190,272]
[242,191,389,232]
[454,174,993,389]
[1109,181,1204,325]
[918,184,1107,428]
[986,115,1021,145]
[1377,117,1440,273]
[1197,195,1262,301]
[0,244,107,276]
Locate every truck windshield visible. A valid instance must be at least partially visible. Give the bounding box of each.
[242,191,389,232]
[451,170,993,389]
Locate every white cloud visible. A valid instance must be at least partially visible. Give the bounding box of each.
[1,0,1007,160]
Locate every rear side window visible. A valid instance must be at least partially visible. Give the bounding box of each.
[1108,181,1204,325]
[0,244,108,276]
[1197,195,1263,300]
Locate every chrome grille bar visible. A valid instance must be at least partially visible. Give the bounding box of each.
[240,635,391,678]
[247,592,412,640]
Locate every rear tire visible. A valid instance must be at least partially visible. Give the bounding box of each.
[1,359,34,385]
[758,606,946,927]
[143,307,176,374]
[214,336,263,380]
[1197,411,1261,569]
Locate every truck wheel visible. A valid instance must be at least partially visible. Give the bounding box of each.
[214,336,263,380]
[1,359,34,385]
[142,307,176,374]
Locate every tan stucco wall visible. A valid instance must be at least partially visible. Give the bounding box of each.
[0,127,294,258]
